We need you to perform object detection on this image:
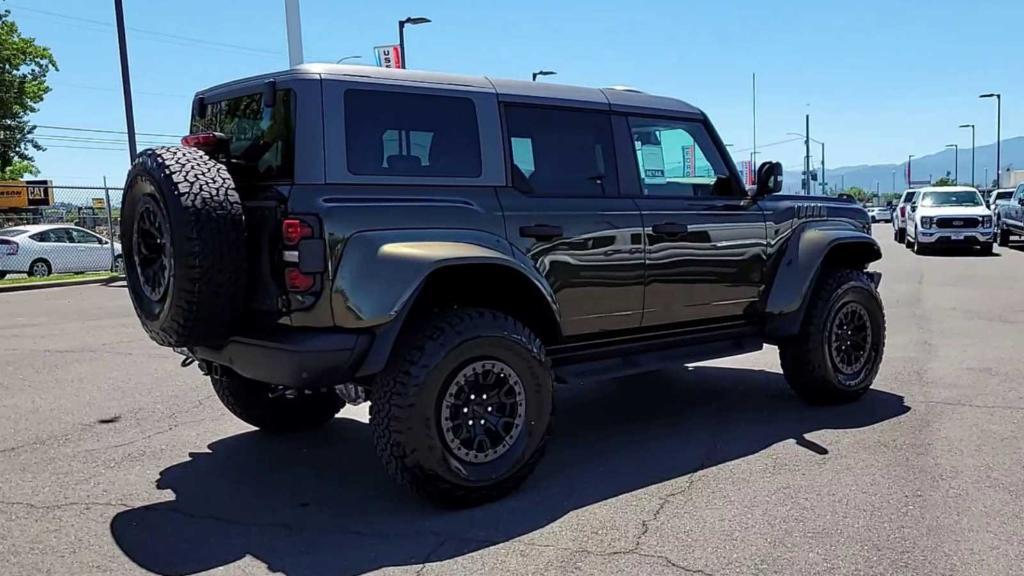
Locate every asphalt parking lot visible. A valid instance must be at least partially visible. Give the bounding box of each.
[2,224,1023,576]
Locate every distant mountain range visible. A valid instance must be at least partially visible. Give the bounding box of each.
[782,136,1024,195]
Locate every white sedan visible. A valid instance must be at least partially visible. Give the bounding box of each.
[0,224,123,278]
[867,206,892,223]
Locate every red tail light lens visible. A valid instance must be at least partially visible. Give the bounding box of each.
[181,132,227,151]
[284,267,315,292]
[282,219,314,246]
[0,239,17,256]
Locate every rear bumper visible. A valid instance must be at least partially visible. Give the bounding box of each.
[193,327,372,388]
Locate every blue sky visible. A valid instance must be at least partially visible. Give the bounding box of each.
[8,0,1024,185]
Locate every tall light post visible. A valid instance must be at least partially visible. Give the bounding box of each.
[959,123,976,187]
[789,132,825,195]
[532,70,557,82]
[336,55,361,63]
[908,155,915,187]
[891,169,896,193]
[398,17,431,69]
[113,0,137,160]
[945,144,959,184]
[284,0,304,67]
[980,93,1001,187]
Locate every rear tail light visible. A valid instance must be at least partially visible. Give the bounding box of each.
[282,218,314,246]
[181,132,228,152]
[899,205,907,218]
[0,239,17,256]
[284,267,315,292]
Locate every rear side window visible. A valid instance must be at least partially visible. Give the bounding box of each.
[504,106,618,197]
[0,228,26,238]
[344,89,482,178]
[31,229,73,243]
[191,90,295,182]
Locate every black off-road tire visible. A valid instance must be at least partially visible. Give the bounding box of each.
[371,308,554,507]
[779,268,886,405]
[998,226,1011,247]
[120,147,246,347]
[211,370,344,432]
[896,228,906,244]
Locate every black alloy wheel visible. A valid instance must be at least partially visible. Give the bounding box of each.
[132,195,173,302]
[440,359,527,464]
[828,302,873,383]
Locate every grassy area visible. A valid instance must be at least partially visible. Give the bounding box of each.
[0,272,120,287]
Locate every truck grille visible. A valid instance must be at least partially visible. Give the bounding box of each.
[936,217,980,229]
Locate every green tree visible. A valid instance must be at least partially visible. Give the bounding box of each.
[0,159,39,180]
[0,8,58,176]
[841,186,872,203]
[932,177,956,186]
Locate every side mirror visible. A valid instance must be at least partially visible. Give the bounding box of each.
[1018,197,1024,206]
[910,203,918,213]
[755,161,783,196]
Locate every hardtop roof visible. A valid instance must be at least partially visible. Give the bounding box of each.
[196,63,704,118]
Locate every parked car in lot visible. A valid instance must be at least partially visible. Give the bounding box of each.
[995,183,1024,246]
[892,189,918,243]
[905,187,993,255]
[988,188,1015,212]
[867,206,892,223]
[0,224,123,278]
[118,63,885,506]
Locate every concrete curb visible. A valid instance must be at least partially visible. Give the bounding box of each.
[0,275,124,294]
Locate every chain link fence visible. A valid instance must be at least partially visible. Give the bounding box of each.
[0,183,126,280]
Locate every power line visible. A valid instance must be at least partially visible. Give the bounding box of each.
[731,137,803,155]
[32,124,182,139]
[49,82,190,100]
[8,4,282,56]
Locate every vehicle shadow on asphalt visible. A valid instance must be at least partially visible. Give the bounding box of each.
[109,366,909,576]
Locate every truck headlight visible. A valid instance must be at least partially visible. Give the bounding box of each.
[920,216,933,229]
[982,216,993,228]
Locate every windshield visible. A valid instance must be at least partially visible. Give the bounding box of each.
[0,228,27,238]
[919,191,982,207]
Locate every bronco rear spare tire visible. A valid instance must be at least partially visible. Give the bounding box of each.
[121,147,246,347]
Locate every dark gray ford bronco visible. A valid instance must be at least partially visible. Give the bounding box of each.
[121,64,885,506]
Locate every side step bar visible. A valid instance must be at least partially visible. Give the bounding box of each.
[550,326,763,384]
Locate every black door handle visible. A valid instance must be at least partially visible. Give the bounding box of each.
[652,222,688,237]
[520,224,563,240]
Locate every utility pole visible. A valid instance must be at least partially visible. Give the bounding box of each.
[752,73,757,170]
[959,123,976,187]
[820,141,826,195]
[113,0,137,160]
[892,169,896,193]
[804,114,811,195]
[284,0,304,67]
[908,155,914,187]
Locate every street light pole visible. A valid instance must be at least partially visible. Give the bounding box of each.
[980,93,1001,187]
[531,70,557,82]
[959,123,976,187]
[805,114,811,195]
[398,17,431,69]
[945,144,959,184]
[891,169,896,193]
[336,55,361,64]
[113,0,137,160]
[284,0,304,67]
[908,155,915,187]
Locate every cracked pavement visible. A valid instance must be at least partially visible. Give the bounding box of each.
[2,225,1023,575]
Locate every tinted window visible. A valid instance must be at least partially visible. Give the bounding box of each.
[191,90,295,182]
[629,118,732,197]
[504,106,617,197]
[70,229,102,244]
[31,229,73,243]
[0,228,27,238]
[345,89,481,178]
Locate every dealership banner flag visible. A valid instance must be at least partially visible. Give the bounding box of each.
[374,44,403,69]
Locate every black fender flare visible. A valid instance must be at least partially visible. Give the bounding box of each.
[330,229,561,377]
[763,224,881,341]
